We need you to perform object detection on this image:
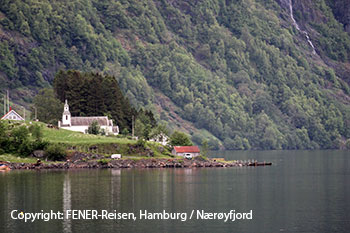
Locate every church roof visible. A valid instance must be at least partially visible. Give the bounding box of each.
[70,116,110,126]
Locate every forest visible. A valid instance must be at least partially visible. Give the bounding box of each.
[1,0,350,149]
[33,70,158,138]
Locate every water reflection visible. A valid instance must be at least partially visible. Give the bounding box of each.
[0,151,349,233]
[63,173,71,233]
[110,169,121,210]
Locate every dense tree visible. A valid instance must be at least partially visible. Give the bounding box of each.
[169,131,193,146]
[33,88,63,125]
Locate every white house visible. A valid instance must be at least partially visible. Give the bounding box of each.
[1,108,24,121]
[58,100,119,135]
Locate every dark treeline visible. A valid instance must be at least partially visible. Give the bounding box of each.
[53,70,138,132]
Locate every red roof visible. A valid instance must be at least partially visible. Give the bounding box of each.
[173,146,200,153]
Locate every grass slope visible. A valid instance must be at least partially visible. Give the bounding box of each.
[0,121,172,163]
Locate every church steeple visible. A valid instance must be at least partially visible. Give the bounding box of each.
[62,99,71,126]
[64,99,69,112]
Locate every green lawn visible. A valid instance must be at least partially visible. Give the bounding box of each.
[37,122,136,145]
[1,121,171,161]
[0,154,41,163]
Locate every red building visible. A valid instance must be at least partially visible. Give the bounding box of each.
[172,146,200,158]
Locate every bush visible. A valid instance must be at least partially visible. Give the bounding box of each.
[169,131,193,146]
[29,124,43,141]
[136,138,146,148]
[100,128,106,136]
[121,128,129,135]
[87,121,100,135]
[45,144,66,161]
[11,126,32,156]
[31,140,49,151]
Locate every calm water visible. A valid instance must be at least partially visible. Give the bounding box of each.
[0,150,349,233]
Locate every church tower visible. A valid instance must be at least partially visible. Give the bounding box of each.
[62,99,71,126]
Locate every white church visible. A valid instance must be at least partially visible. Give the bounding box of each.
[58,100,119,135]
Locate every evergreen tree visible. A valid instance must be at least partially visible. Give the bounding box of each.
[33,88,63,125]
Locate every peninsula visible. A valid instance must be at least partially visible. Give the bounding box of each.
[0,121,271,170]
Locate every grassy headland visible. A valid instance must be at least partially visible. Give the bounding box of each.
[0,121,173,163]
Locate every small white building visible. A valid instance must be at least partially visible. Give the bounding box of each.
[172,146,200,157]
[1,108,24,121]
[58,100,119,135]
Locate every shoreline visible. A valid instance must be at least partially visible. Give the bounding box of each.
[2,157,272,170]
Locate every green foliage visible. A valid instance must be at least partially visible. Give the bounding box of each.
[33,88,63,124]
[0,121,8,154]
[0,41,18,79]
[87,121,100,135]
[29,124,43,141]
[201,139,209,157]
[149,124,169,140]
[1,0,350,150]
[9,125,32,155]
[0,121,46,156]
[134,110,159,140]
[136,138,146,148]
[134,119,145,139]
[169,131,193,146]
[208,139,220,150]
[121,128,129,135]
[44,144,66,161]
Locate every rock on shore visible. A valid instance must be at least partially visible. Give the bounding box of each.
[6,157,271,170]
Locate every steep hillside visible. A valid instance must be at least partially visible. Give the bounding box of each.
[0,0,350,149]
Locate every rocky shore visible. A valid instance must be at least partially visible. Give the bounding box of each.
[4,157,272,170]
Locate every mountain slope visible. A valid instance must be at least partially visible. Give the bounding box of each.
[0,0,350,149]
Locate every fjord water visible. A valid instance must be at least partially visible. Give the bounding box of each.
[1,150,349,233]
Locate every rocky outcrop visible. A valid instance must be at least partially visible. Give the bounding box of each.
[32,150,45,158]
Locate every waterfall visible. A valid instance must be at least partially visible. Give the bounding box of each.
[288,0,316,55]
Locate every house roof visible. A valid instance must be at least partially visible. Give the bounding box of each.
[1,109,24,121]
[173,146,200,153]
[71,116,110,126]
